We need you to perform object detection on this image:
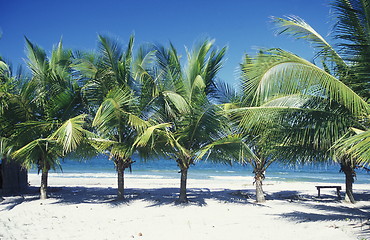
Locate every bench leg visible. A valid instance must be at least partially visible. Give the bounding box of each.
[317,189,321,198]
[337,189,341,200]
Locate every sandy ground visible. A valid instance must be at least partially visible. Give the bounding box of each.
[0,173,369,240]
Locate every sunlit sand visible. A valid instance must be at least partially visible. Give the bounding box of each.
[1,173,369,240]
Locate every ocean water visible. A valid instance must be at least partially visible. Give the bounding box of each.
[31,155,369,184]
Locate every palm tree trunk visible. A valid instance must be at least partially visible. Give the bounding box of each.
[254,170,265,203]
[341,163,356,203]
[116,159,125,200]
[179,167,188,203]
[40,169,48,200]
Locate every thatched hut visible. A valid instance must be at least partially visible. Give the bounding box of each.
[0,158,28,195]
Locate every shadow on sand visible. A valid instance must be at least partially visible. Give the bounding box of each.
[44,186,260,207]
[272,190,370,239]
[2,186,369,237]
[1,185,273,209]
[2,186,368,208]
[274,190,370,220]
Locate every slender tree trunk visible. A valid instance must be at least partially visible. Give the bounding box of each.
[40,169,48,200]
[178,167,188,203]
[341,163,356,203]
[254,171,265,203]
[117,160,125,200]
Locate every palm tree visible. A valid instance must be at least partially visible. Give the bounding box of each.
[11,38,90,199]
[0,57,32,198]
[236,0,370,203]
[75,35,161,200]
[238,133,279,203]
[239,48,368,203]
[219,72,287,203]
[135,39,247,203]
[0,57,12,201]
[327,0,370,179]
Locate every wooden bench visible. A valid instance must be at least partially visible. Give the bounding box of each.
[315,186,342,199]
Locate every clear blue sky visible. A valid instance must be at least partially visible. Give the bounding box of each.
[1,0,333,87]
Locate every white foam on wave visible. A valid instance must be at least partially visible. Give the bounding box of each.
[126,174,165,179]
[44,172,171,179]
[48,172,116,178]
[209,176,252,181]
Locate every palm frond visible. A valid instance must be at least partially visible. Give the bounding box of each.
[331,0,370,58]
[196,134,257,165]
[134,123,172,147]
[98,35,123,76]
[155,43,182,92]
[12,138,60,170]
[229,103,353,150]
[24,37,49,79]
[124,111,150,130]
[188,75,206,102]
[0,137,13,159]
[203,46,227,95]
[50,114,90,154]
[16,121,58,139]
[214,80,240,104]
[261,94,313,108]
[92,87,134,134]
[331,0,370,100]
[50,39,73,71]
[334,128,370,165]
[0,60,9,74]
[187,103,220,145]
[110,144,132,160]
[243,49,369,116]
[272,15,345,67]
[72,51,99,80]
[162,90,190,114]
[88,137,117,154]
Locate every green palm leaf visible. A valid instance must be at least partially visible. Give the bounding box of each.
[331,0,370,100]
[0,137,12,159]
[25,37,49,78]
[243,49,369,116]
[162,91,190,114]
[93,87,134,134]
[12,138,60,170]
[134,123,172,147]
[98,35,123,77]
[196,134,257,164]
[272,15,345,67]
[50,114,90,154]
[334,128,370,164]
[0,60,9,73]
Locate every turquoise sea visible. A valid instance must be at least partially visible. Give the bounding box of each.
[31,155,370,184]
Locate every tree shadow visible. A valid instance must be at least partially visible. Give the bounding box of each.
[267,190,315,202]
[0,186,268,207]
[0,196,26,211]
[272,189,370,239]
[0,187,40,211]
[274,190,370,222]
[45,186,262,207]
[279,206,369,222]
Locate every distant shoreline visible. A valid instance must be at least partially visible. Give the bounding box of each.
[28,164,370,184]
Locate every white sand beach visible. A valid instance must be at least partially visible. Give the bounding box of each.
[1,173,369,240]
